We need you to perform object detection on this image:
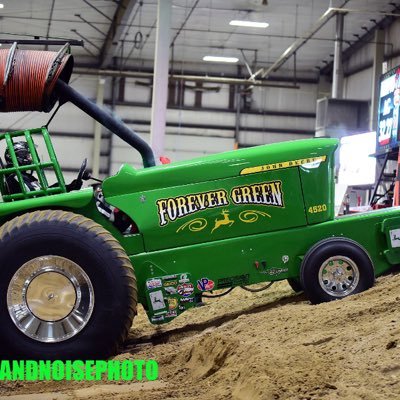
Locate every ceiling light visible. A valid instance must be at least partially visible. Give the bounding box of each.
[203,56,239,63]
[229,20,269,28]
[0,4,4,8]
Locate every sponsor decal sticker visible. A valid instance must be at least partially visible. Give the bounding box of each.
[151,315,165,323]
[149,290,165,311]
[179,273,190,283]
[179,296,195,303]
[168,298,178,310]
[177,283,194,297]
[197,278,215,291]
[165,310,177,318]
[146,278,162,290]
[163,280,177,287]
[390,228,400,248]
[162,274,178,280]
[153,310,167,316]
[165,286,177,295]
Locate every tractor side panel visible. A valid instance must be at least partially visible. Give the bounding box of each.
[299,152,336,224]
[133,207,399,309]
[107,167,307,252]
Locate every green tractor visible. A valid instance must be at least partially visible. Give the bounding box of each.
[1,46,399,360]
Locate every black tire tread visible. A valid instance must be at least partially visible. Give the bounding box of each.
[287,278,303,293]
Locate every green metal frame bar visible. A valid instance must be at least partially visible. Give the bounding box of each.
[0,127,66,202]
[41,128,66,191]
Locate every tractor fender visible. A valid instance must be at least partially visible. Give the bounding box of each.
[0,188,94,224]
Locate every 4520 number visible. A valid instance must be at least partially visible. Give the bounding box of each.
[308,204,327,214]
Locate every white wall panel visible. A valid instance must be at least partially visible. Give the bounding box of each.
[114,105,151,121]
[51,104,98,134]
[387,55,400,72]
[344,68,373,101]
[184,89,195,107]
[164,135,233,153]
[111,132,234,163]
[50,137,108,171]
[342,19,400,102]
[252,84,317,113]
[69,75,99,99]
[201,86,230,108]
[386,20,400,56]
[345,42,373,73]
[165,126,233,138]
[124,78,152,102]
[45,170,79,186]
[240,113,314,131]
[239,132,312,146]
[167,108,236,126]
[0,111,49,131]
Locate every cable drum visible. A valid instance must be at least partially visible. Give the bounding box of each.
[0,46,73,112]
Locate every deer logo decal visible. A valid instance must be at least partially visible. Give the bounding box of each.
[211,210,234,233]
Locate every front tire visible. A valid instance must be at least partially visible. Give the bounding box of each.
[300,237,375,304]
[287,278,303,293]
[0,210,137,360]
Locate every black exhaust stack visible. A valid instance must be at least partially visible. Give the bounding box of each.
[55,79,156,168]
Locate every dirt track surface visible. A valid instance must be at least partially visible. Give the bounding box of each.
[2,272,400,400]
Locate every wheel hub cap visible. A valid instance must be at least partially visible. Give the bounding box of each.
[7,256,94,343]
[318,256,360,297]
[26,271,76,321]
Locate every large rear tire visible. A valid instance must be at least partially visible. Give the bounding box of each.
[0,210,137,360]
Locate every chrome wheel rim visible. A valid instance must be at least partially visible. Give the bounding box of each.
[318,255,360,297]
[7,255,94,343]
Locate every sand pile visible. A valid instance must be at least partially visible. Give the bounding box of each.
[2,273,400,400]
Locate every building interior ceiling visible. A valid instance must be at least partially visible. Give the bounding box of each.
[0,0,399,82]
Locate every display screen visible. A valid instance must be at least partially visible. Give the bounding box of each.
[377,65,400,151]
[339,131,376,186]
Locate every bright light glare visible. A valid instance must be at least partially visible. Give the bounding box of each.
[229,20,269,28]
[203,56,239,63]
[0,4,4,8]
[338,131,376,186]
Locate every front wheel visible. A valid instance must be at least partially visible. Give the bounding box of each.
[0,210,137,360]
[287,278,303,293]
[300,237,375,304]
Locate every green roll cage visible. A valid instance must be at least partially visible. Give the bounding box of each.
[0,127,66,202]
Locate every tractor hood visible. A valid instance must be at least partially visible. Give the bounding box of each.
[102,137,338,252]
[103,138,338,198]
